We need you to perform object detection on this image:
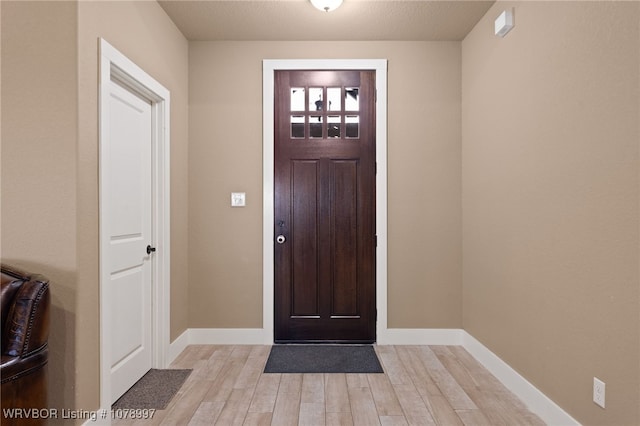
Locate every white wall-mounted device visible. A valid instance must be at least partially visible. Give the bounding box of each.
[231,192,246,207]
[495,10,514,37]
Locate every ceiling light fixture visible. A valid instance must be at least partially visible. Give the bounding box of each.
[310,0,343,12]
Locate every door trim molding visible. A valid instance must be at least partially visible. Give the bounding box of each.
[99,38,171,410]
[262,59,388,343]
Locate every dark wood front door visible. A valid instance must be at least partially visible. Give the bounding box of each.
[274,70,376,342]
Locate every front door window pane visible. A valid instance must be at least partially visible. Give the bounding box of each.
[327,88,341,111]
[309,88,323,112]
[328,115,341,138]
[346,115,359,138]
[291,115,305,138]
[291,88,305,111]
[310,116,323,138]
[345,88,359,111]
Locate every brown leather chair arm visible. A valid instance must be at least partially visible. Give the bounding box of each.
[0,349,48,384]
[3,275,50,358]
[1,266,50,426]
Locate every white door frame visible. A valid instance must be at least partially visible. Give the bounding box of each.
[262,59,389,343]
[99,38,171,411]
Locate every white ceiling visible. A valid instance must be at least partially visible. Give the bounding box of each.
[158,0,495,41]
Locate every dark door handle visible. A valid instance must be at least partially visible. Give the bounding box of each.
[146,245,156,255]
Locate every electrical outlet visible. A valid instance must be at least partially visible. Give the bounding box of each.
[593,377,605,408]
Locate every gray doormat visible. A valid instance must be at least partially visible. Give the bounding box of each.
[264,345,384,373]
[112,369,192,410]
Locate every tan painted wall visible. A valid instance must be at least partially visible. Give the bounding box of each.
[1,0,79,416]
[76,0,189,413]
[462,2,640,424]
[188,41,462,329]
[2,0,188,416]
[77,0,190,343]
[11,1,636,422]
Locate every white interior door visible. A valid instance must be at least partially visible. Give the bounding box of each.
[106,79,154,402]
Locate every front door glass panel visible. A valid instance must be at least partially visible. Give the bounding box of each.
[290,85,360,141]
[309,88,323,112]
[291,88,305,111]
[327,87,341,111]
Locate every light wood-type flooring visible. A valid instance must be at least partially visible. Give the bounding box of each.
[113,345,545,426]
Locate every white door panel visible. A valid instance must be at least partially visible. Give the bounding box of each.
[109,86,151,238]
[107,80,153,402]
[110,267,145,365]
[100,39,171,412]
[110,239,146,273]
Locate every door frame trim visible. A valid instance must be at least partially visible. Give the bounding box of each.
[98,38,171,408]
[262,59,388,343]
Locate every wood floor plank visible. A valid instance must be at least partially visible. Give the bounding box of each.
[193,345,219,361]
[168,346,195,369]
[202,354,248,402]
[248,345,271,359]
[209,345,235,361]
[431,346,481,391]
[423,394,464,426]
[392,383,436,426]
[447,346,504,388]
[325,412,354,426]
[348,386,381,426]
[395,347,442,397]
[159,378,215,425]
[374,345,411,385]
[248,373,281,413]
[455,408,493,426]
[271,374,302,426]
[446,346,545,426]
[278,373,303,394]
[270,392,300,426]
[187,401,225,425]
[415,346,477,410]
[214,387,254,425]
[379,415,408,426]
[301,373,325,403]
[325,374,351,414]
[299,402,325,425]
[242,412,272,426]
[192,350,229,381]
[299,374,326,425]
[119,345,544,426]
[234,349,266,390]
[346,373,369,389]
[396,346,448,424]
[367,374,404,417]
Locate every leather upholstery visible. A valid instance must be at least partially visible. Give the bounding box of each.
[1,265,50,426]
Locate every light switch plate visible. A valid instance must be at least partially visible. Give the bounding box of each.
[231,192,246,207]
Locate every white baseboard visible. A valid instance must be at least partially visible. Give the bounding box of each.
[378,328,464,345]
[167,328,266,365]
[179,328,270,346]
[178,327,464,347]
[462,331,579,426]
[167,329,190,366]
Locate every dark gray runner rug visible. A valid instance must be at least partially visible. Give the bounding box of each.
[264,345,384,373]
[112,369,192,410]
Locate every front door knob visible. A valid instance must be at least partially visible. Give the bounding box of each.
[146,245,156,255]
